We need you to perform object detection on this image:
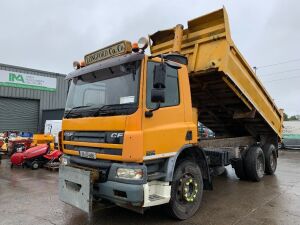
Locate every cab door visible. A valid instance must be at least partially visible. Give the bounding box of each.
[142,61,189,160]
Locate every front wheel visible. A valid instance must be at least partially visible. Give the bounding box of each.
[166,160,203,220]
[31,160,39,170]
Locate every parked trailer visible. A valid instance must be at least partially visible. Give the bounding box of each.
[59,8,283,220]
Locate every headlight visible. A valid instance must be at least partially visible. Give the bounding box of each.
[138,37,148,50]
[60,156,69,166]
[116,168,143,180]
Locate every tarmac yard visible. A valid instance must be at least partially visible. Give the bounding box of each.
[0,150,300,225]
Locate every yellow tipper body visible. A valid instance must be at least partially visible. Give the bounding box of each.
[150,7,283,139]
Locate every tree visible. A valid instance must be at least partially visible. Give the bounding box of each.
[283,113,289,121]
[283,113,299,121]
[289,115,298,121]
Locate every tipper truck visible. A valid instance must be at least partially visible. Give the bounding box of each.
[59,8,283,220]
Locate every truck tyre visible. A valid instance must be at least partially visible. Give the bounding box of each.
[166,160,203,220]
[31,161,39,170]
[263,144,277,175]
[244,146,265,182]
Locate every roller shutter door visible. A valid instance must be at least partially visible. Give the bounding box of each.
[0,98,39,133]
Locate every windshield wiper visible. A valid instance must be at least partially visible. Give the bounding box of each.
[93,103,136,116]
[64,105,92,118]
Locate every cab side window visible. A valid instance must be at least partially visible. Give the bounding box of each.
[146,62,179,109]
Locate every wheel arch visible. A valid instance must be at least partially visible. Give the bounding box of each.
[164,144,212,190]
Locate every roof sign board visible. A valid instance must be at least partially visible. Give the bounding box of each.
[0,70,56,91]
[84,40,132,65]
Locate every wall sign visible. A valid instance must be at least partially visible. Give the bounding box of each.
[0,70,56,91]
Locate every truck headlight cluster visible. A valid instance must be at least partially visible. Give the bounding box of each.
[116,168,143,180]
[60,155,70,166]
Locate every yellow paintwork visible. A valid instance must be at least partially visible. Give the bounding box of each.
[150,7,283,138]
[142,57,197,160]
[1,143,7,152]
[31,134,55,151]
[32,134,54,145]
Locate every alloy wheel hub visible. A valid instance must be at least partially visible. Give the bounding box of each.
[179,176,198,203]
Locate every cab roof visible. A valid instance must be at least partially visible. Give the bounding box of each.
[66,53,144,80]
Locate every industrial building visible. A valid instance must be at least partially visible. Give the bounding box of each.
[0,63,68,133]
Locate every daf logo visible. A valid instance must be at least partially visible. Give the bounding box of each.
[110,133,123,138]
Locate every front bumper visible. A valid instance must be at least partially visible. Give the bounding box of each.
[59,164,171,213]
[59,163,146,213]
[94,181,144,206]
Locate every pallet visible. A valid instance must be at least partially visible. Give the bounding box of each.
[43,162,60,171]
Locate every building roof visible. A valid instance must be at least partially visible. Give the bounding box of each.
[0,62,66,77]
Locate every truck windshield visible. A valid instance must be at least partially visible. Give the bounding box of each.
[65,61,141,118]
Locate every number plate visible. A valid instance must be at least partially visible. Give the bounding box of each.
[80,151,96,159]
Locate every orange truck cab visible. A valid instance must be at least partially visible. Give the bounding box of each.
[59,8,282,220]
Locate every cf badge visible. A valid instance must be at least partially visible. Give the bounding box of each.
[111,133,123,138]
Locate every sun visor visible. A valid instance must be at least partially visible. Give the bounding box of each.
[66,53,144,80]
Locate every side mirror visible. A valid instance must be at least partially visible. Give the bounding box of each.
[151,89,165,103]
[151,63,166,103]
[153,63,166,88]
[145,63,166,118]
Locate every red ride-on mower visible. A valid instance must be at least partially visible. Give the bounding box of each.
[10,144,62,169]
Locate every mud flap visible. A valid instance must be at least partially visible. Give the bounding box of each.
[59,165,93,214]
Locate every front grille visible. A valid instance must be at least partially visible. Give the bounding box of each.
[64,131,124,144]
[64,145,122,156]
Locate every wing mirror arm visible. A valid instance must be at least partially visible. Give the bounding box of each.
[145,103,160,118]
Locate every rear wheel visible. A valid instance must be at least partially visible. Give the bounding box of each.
[31,161,39,170]
[263,144,277,175]
[166,160,203,220]
[244,146,265,182]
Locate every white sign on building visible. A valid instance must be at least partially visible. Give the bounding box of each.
[0,70,56,91]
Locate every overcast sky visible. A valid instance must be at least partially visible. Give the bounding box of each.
[0,0,299,115]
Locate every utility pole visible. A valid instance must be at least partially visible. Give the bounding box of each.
[253,66,257,74]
